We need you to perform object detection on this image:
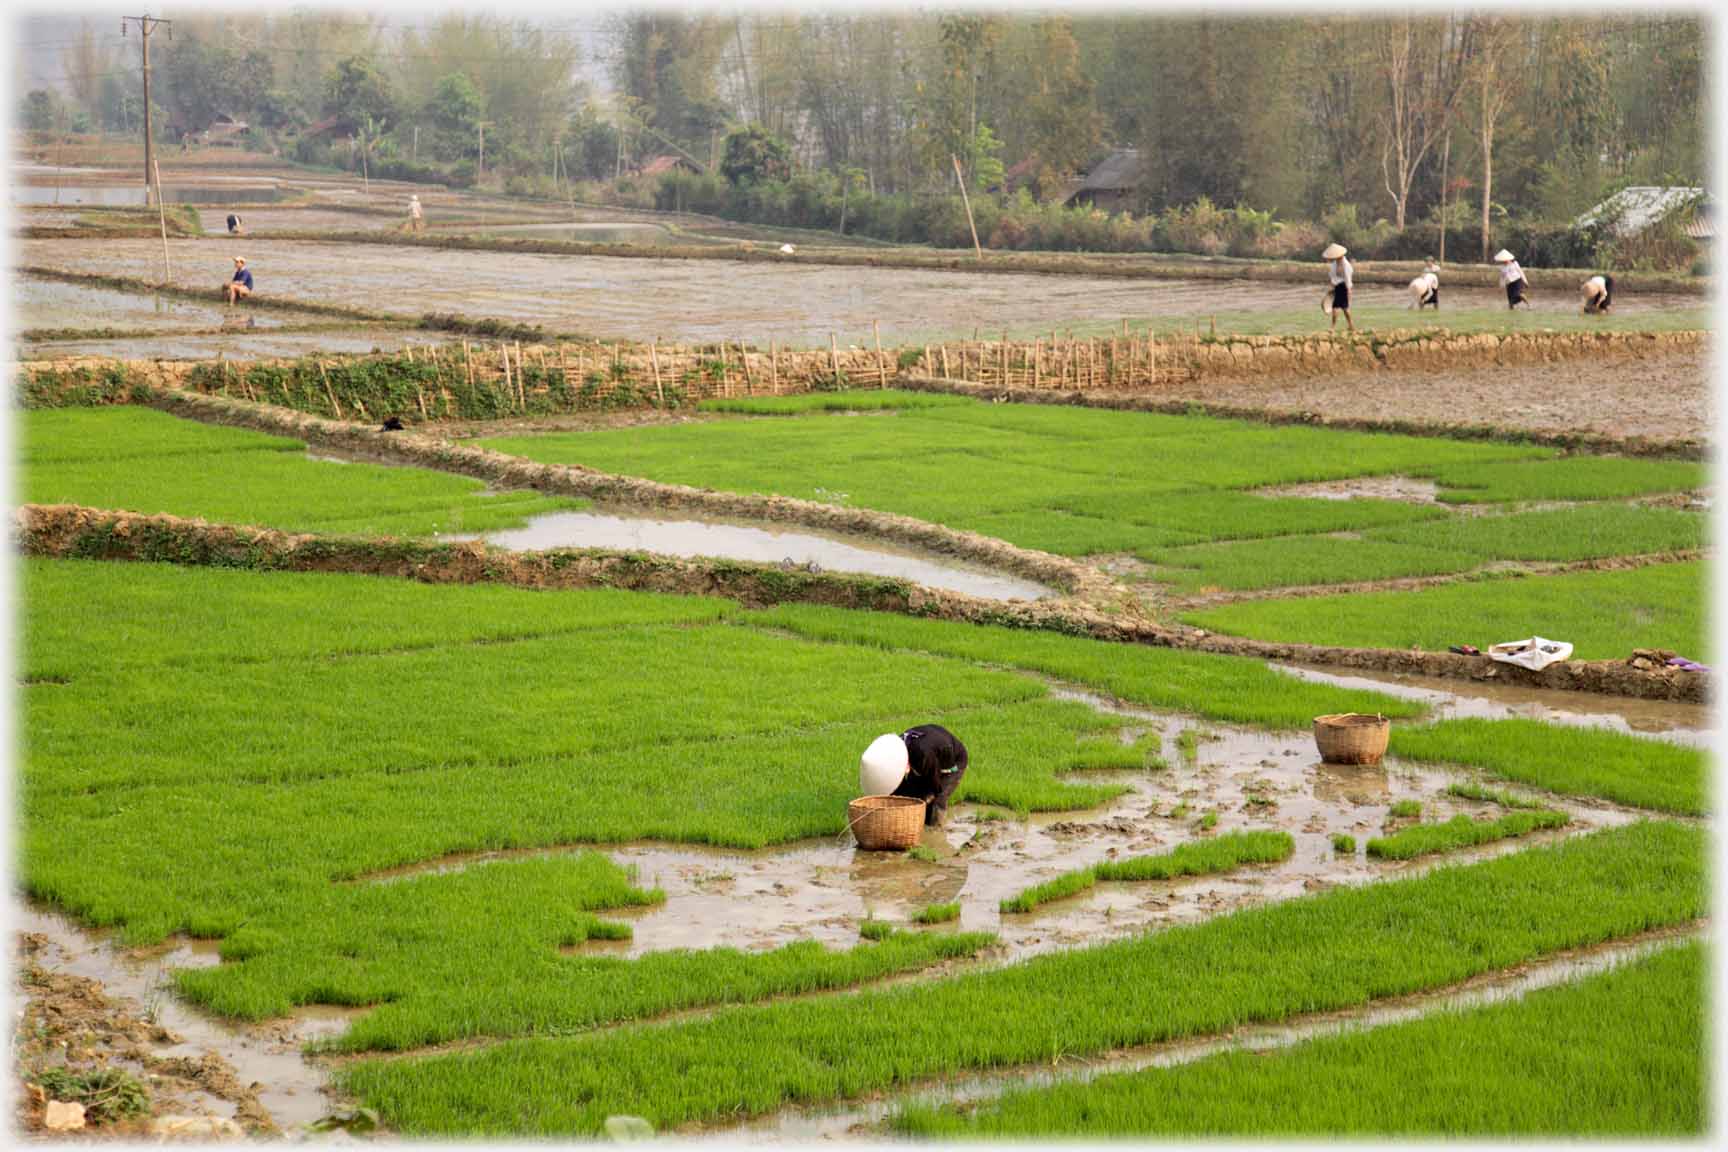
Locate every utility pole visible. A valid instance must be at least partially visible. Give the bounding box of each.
[477,120,492,184]
[122,14,171,207]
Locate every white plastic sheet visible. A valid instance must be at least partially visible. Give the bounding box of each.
[1488,636,1574,671]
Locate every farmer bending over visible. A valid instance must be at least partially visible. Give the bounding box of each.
[224,256,253,305]
[1580,274,1615,314]
[861,725,970,826]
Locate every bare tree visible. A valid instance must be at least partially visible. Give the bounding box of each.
[1473,17,1521,261]
[1375,16,1473,231]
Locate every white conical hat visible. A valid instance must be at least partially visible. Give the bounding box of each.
[1493,249,1515,262]
[859,733,909,796]
[1321,243,1347,259]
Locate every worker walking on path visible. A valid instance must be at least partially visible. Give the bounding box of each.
[406,194,424,234]
[224,256,253,305]
[1322,242,1355,333]
[1496,249,1532,309]
[859,725,970,827]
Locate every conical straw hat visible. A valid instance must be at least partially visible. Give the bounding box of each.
[1321,243,1347,259]
[1493,249,1515,262]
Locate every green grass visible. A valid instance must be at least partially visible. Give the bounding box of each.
[893,940,1706,1137]
[23,558,1144,1054]
[23,407,584,537]
[913,902,961,925]
[1186,562,1707,661]
[1429,455,1706,504]
[1373,505,1704,563]
[1390,718,1707,816]
[338,821,1704,1136]
[1388,800,1422,819]
[697,390,966,415]
[1366,810,1569,860]
[1149,535,1482,591]
[475,397,1559,571]
[744,604,1423,731]
[1445,782,1550,810]
[1331,834,1356,853]
[859,918,894,941]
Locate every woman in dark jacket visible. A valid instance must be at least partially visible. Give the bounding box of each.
[890,724,969,826]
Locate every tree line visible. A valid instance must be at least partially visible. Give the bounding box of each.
[20,10,1705,261]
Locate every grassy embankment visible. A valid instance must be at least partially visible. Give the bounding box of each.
[893,939,1705,1137]
[339,821,1704,1135]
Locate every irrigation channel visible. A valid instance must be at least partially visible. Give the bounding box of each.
[13,665,1699,1137]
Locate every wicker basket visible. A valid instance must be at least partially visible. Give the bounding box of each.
[1313,713,1391,765]
[848,795,927,851]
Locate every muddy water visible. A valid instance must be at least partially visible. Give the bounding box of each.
[471,508,1055,601]
[367,685,1631,967]
[1279,663,1712,747]
[15,277,267,332]
[13,184,286,207]
[713,925,1701,1141]
[1258,475,1442,503]
[13,904,344,1133]
[455,222,677,245]
[24,238,1700,348]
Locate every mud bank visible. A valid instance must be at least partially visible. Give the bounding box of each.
[898,372,1706,459]
[14,907,350,1137]
[17,503,1703,704]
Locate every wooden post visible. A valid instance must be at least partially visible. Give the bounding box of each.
[719,342,730,395]
[1033,339,1041,388]
[941,343,951,379]
[923,345,933,377]
[463,339,474,389]
[500,344,513,408]
[830,333,841,384]
[152,157,171,283]
[1000,333,1008,387]
[650,339,665,407]
[317,361,343,420]
[951,154,983,261]
[874,320,887,388]
[770,340,779,392]
[738,342,755,395]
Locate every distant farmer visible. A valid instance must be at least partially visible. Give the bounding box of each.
[226,212,244,236]
[859,725,970,827]
[224,256,253,305]
[1408,257,1440,309]
[406,195,424,234]
[1581,273,1615,314]
[1322,242,1355,333]
[1495,249,1531,309]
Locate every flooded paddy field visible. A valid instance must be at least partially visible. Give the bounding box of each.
[16,275,319,332]
[22,328,446,361]
[20,236,1700,347]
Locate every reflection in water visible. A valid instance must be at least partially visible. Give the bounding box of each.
[474,509,1055,602]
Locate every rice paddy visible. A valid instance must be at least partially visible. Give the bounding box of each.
[16,343,1709,1137]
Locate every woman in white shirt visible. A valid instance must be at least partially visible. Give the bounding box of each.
[1322,242,1355,333]
[1495,250,1531,309]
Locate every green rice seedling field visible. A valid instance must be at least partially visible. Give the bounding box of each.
[999,831,1294,913]
[893,940,1706,1137]
[1184,562,1706,661]
[24,407,584,536]
[477,390,1703,653]
[342,823,1703,1135]
[17,387,1708,1139]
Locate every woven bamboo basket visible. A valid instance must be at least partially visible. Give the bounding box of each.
[848,795,926,851]
[1313,713,1391,765]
